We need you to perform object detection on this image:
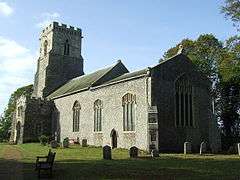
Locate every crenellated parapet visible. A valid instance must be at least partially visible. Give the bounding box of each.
[40,21,82,37]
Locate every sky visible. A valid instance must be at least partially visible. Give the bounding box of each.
[0,0,238,115]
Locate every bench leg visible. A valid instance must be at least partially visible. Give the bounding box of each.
[38,169,40,178]
[50,168,52,178]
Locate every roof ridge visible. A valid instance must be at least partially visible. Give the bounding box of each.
[151,53,184,69]
[47,60,125,99]
[90,60,122,87]
[66,61,118,83]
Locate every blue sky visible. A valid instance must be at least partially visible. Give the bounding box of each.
[0,0,237,115]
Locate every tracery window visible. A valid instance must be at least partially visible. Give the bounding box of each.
[73,101,81,132]
[44,40,48,56]
[64,39,70,55]
[94,99,102,132]
[122,93,136,131]
[175,74,194,127]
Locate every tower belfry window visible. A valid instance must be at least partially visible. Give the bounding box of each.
[64,40,70,55]
[44,40,48,56]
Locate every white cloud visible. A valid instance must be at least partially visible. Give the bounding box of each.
[0,2,13,16]
[0,36,36,115]
[36,12,61,28]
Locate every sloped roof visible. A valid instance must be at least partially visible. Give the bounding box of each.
[48,53,194,100]
[48,62,119,99]
[103,68,149,85]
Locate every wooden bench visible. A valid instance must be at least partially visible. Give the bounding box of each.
[35,149,56,178]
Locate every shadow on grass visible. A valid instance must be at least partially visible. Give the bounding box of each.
[0,156,240,180]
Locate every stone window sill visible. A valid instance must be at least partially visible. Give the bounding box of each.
[93,131,103,134]
[123,131,136,134]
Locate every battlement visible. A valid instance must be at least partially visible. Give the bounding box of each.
[40,21,82,37]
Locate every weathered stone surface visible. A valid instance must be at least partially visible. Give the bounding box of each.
[54,76,149,151]
[151,55,221,153]
[103,145,112,160]
[200,142,207,155]
[129,146,138,158]
[184,142,191,154]
[82,139,87,147]
[32,22,84,98]
[151,149,159,157]
[10,95,54,144]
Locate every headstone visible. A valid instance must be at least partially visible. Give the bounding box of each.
[200,142,207,155]
[184,142,191,155]
[82,139,87,147]
[76,137,80,144]
[151,149,159,157]
[129,146,138,158]
[237,143,240,156]
[103,145,112,160]
[63,137,69,148]
[50,140,58,148]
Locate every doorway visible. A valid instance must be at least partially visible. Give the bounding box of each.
[110,129,117,149]
[16,121,21,144]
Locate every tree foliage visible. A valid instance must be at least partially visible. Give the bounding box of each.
[163,34,223,83]
[0,84,33,141]
[221,0,240,30]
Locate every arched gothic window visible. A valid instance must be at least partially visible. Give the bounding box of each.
[122,93,136,131]
[64,39,70,55]
[73,101,81,132]
[44,40,48,56]
[175,74,194,127]
[94,99,102,132]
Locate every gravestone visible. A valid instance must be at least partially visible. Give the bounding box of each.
[50,140,58,148]
[200,142,207,155]
[129,146,138,158]
[151,149,159,157]
[238,143,240,156]
[184,142,191,155]
[103,145,112,160]
[82,139,87,147]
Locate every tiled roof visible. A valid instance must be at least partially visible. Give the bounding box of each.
[48,63,117,99]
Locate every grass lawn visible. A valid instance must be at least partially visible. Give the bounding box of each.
[0,143,240,179]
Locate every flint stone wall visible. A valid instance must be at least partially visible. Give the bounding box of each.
[53,77,150,151]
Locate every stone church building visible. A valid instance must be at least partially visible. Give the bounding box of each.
[10,22,221,152]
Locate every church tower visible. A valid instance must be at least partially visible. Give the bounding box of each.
[32,22,84,98]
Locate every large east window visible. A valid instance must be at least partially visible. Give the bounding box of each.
[73,101,80,132]
[175,75,194,127]
[94,99,102,132]
[122,93,136,131]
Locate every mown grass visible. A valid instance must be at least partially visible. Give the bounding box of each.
[0,143,240,179]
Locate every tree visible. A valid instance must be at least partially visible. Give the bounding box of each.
[0,84,33,142]
[218,36,240,149]
[163,34,223,83]
[221,0,240,30]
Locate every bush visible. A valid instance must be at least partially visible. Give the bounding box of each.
[63,137,69,148]
[39,135,48,146]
